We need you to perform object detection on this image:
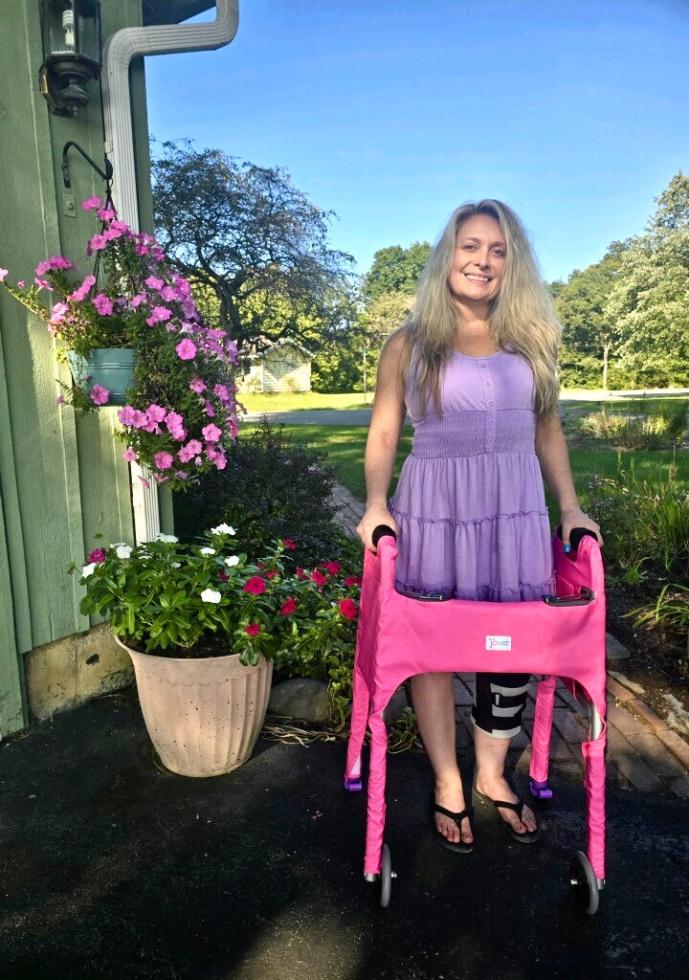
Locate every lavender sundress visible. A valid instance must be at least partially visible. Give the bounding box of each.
[389,349,554,602]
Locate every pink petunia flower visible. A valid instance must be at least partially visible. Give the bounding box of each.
[122,448,138,462]
[93,293,114,316]
[146,306,172,326]
[203,401,216,418]
[90,385,110,405]
[130,292,147,308]
[175,338,197,361]
[214,454,227,470]
[202,423,222,443]
[82,195,102,211]
[146,404,167,423]
[50,302,69,324]
[118,405,137,426]
[88,234,108,252]
[0,269,8,282]
[189,377,207,394]
[69,275,97,302]
[97,207,117,222]
[154,452,174,471]
[145,275,164,291]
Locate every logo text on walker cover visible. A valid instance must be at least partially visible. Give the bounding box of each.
[485,635,512,651]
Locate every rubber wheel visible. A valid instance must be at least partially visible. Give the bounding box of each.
[380,843,392,908]
[570,849,599,915]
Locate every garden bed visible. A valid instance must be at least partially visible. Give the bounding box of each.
[606,577,689,737]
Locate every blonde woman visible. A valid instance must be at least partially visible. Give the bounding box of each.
[357,201,602,852]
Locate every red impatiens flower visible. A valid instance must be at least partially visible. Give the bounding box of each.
[281,537,297,551]
[244,623,262,636]
[311,569,328,587]
[323,560,341,575]
[295,567,308,580]
[88,548,107,563]
[243,576,267,595]
[279,597,298,616]
[264,569,279,580]
[344,575,362,588]
[338,598,358,620]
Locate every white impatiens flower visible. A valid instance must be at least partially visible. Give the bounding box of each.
[211,523,236,536]
[172,562,181,569]
[224,555,240,567]
[200,547,216,556]
[116,545,132,560]
[81,563,97,578]
[200,588,222,604]
[156,533,178,544]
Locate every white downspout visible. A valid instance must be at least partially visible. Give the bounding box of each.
[101,0,239,543]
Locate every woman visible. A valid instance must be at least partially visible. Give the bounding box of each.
[356,200,602,852]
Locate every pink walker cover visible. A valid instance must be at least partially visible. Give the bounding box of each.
[344,533,607,884]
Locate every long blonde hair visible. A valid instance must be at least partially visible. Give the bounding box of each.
[397,200,562,417]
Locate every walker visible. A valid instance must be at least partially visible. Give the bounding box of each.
[344,525,607,914]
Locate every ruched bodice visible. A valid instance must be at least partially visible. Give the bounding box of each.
[389,349,554,601]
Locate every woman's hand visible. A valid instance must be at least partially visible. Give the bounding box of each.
[357,505,399,553]
[560,506,603,552]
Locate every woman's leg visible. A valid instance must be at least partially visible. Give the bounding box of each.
[472,673,538,834]
[410,672,473,845]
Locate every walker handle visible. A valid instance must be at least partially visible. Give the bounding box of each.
[372,524,397,547]
[556,526,599,551]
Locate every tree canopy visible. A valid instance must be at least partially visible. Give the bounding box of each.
[361,242,430,303]
[151,140,355,353]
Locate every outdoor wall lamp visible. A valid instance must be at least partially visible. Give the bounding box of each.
[39,0,102,116]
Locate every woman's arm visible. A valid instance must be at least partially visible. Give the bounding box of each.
[535,413,603,551]
[356,331,408,551]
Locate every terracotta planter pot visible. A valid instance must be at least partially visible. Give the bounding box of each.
[114,636,273,777]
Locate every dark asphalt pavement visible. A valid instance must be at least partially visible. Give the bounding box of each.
[1,687,688,980]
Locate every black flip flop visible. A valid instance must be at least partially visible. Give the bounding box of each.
[433,802,474,853]
[474,788,541,844]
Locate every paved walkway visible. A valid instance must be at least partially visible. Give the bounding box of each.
[330,483,689,799]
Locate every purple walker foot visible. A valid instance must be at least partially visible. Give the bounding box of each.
[530,778,554,800]
[344,776,363,792]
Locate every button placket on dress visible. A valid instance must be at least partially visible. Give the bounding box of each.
[482,361,496,452]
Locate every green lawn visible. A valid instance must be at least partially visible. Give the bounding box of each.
[242,421,689,506]
[239,391,372,413]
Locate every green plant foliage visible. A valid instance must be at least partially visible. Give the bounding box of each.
[585,460,689,578]
[173,418,343,567]
[573,402,689,450]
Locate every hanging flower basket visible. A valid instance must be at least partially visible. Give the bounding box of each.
[67,347,135,406]
[0,193,240,491]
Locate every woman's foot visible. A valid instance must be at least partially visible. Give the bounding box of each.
[474,774,539,837]
[434,777,474,847]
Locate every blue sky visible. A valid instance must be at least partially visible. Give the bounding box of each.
[145,0,689,283]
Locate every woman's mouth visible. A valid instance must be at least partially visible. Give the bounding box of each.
[464,273,490,282]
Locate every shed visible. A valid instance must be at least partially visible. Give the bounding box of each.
[238,338,314,393]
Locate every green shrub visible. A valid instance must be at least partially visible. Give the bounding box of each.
[173,418,342,566]
[585,459,689,578]
[574,402,688,450]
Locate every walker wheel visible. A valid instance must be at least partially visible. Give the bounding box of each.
[380,843,393,908]
[570,849,599,915]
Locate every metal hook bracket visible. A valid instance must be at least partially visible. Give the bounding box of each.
[62,141,113,189]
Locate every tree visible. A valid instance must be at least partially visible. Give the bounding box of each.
[361,242,430,303]
[646,171,689,235]
[151,140,355,353]
[554,253,624,389]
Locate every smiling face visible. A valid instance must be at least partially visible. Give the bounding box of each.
[447,213,507,306]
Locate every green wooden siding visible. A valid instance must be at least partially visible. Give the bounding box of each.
[0,0,167,735]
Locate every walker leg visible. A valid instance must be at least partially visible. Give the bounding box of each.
[529,675,557,799]
[344,664,370,792]
[363,710,388,878]
[581,698,607,887]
